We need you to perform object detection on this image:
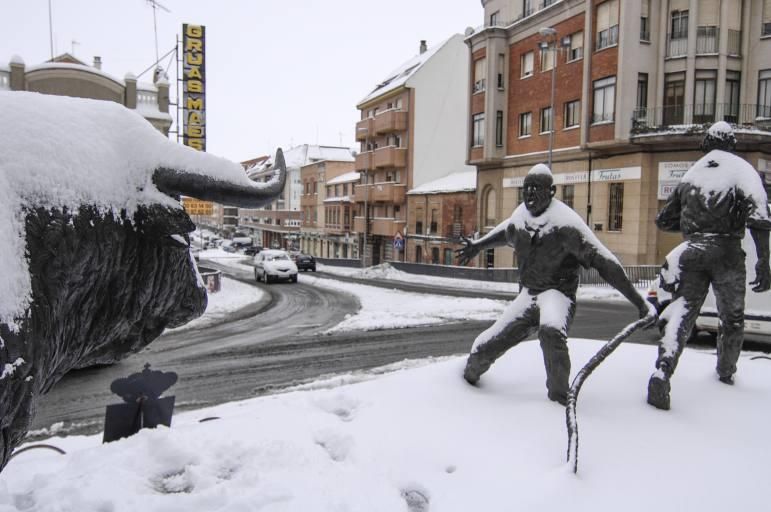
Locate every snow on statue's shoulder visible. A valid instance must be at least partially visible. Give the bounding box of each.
[682,149,767,205]
[511,200,619,263]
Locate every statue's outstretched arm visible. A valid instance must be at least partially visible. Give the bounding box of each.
[456,218,510,266]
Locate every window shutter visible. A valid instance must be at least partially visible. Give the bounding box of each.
[698,0,719,25]
[597,2,610,32]
[726,0,741,29]
[765,0,771,23]
[608,0,619,27]
[670,0,688,11]
[572,31,584,49]
[641,0,649,18]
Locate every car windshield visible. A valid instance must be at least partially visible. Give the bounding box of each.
[267,254,289,261]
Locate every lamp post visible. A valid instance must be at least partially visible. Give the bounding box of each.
[538,27,571,169]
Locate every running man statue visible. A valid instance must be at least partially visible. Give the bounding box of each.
[457,164,655,405]
[647,122,771,410]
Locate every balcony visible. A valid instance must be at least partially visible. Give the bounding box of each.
[355,117,374,141]
[353,182,406,203]
[666,33,688,58]
[695,26,718,55]
[355,151,375,172]
[353,217,402,237]
[374,109,408,134]
[374,146,407,168]
[631,103,771,137]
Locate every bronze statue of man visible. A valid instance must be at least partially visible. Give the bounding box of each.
[648,122,771,410]
[457,164,654,405]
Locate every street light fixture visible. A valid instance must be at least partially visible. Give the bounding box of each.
[538,27,571,169]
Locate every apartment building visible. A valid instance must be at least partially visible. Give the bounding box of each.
[467,0,771,266]
[406,171,478,265]
[299,160,358,258]
[239,145,354,250]
[354,35,475,265]
[1,53,172,135]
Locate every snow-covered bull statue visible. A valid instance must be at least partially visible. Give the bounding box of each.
[0,91,286,470]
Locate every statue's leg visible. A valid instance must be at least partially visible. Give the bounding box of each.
[648,264,710,410]
[464,291,537,385]
[711,255,746,384]
[535,290,576,405]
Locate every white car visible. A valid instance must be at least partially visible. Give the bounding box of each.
[254,249,298,284]
[695,230,771,344]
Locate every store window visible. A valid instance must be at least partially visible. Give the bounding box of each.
[562,184,575,208]
[608,182,624,231]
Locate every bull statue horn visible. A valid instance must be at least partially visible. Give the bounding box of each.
[153,148,287,208]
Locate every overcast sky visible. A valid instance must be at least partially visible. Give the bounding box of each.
[2,0,482,163]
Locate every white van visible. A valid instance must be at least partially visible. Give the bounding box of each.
[695,230,771,344]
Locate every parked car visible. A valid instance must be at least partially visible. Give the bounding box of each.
[295,253,316,272]
[243,246,262,256]
[253,249,298,284]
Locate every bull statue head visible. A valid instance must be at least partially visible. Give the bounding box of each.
[0,91,286,470]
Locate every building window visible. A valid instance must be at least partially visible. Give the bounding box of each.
[523,0,533,17]
[495,111,504,147]
[568,32,584,61]
[608,182,624,231]
[694,70,717,124]
[474,58,486,93]
[489,10,500,26]
[540,43,555,72]
[562,185,575,208]
[664,72,686,124]
[519,112,532,137]
[671,9,689,39]
[415,246,423,263]
[431,247,440,265]
[430,209,438,234]
[520,51,534,78]
[764,0,771,36]
[453,204,463,224]
[483,186,497,227]
[640,0,651,41]
[592,76,616,123]
[596,0,619,50]
[497,53,505,89]
[472,113,485,146]
[564,100,580,128]
[635,73,648,120]
[725,71,741,123]
[516,187,524,205]
[540,107,553,133]
[758,70,771,119]
[415,208,424,235]
[444,249,454,266]
[485,248,495,268]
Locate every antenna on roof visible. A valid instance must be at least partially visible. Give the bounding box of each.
[144,0,171,64]
[48,0,55,60]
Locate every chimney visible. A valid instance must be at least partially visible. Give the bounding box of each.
[419,40,427,54]
[93,56,102,70]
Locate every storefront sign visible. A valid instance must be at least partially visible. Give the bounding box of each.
[503,167,640,188]
[657,161,694,200]
[182,23,206,152]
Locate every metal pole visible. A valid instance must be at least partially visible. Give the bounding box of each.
[363,164,369,268]
[48,0,54,60]
[548,49,556,169]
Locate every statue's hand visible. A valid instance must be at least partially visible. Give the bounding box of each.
[750,260,771,293]
[455,236,480,266]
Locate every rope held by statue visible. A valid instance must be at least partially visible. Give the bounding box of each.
[565,314,655,473]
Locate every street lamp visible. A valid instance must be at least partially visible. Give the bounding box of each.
[538,27,571,169]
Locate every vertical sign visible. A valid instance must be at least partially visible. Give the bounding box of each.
[183,23,206,151]
[181,24,212,217]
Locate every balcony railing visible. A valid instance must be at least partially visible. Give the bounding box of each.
[353,217,401,237]
[354,182,406,203]
[373,109,408,134]
[696,26,718,54]
[727,29,741,56]
[355,151,375,172]
[631,103,771,135]
[482,0,563,28]
[666,33,688,57]
[373,146,407,168]
[356,117,374,141]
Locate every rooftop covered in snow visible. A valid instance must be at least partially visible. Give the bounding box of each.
[407,170,476,195]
